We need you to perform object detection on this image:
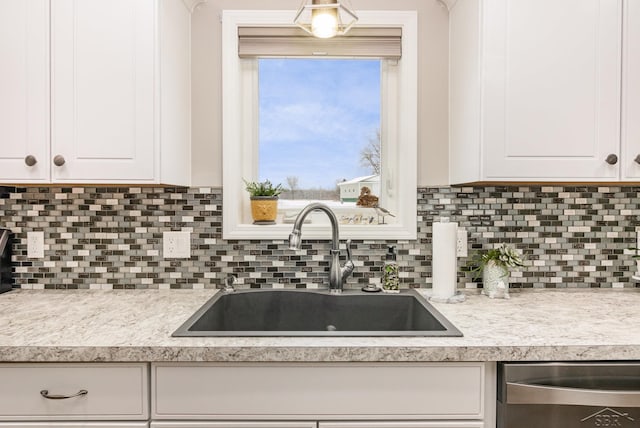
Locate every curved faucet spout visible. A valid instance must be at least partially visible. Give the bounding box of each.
[289,203,340,250]
[288,203,353,292]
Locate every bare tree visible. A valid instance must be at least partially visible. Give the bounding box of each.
[359,129,381,175]
[286,176,299,199]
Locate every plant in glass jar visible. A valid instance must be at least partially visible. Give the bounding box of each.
[471,245,524,299]
[627,247,640,278]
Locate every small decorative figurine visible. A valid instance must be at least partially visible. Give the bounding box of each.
[356,186,379,207]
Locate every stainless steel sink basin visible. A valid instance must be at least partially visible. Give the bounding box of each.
[172,289,462,337]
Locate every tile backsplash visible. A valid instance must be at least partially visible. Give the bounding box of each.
[1,185,639,290]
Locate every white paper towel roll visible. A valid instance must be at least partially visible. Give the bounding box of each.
[432,219,458,300]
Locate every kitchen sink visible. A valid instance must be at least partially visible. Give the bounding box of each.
[172,288,462,337]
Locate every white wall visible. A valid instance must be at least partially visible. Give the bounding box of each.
[191,0,450,186]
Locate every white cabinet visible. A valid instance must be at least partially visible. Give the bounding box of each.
[0,362,495,427]
[621,0,640,180]
[0,0,50,182]
[151,363,494,426]
[0,0,192,185]
[0,363,149,422]
[0,424,148,427]
[449,0,625,183]
[150,424,484,428]
[151,423,316,428]
[319,423,484,428]
[51,0,156,183]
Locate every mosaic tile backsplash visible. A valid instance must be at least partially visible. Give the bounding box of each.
[1,185,639,290]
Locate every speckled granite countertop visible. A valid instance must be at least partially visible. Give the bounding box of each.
[1,289,639,362]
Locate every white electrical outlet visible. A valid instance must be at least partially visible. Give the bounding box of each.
[27,231,44,259]
[163,231,191,259]
[456,227,468,258]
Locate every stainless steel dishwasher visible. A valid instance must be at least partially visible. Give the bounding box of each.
[498,362,640,428]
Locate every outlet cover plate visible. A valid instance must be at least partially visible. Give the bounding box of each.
[456,228,468,258]
[163,231,191,259]
[27,231,45,259]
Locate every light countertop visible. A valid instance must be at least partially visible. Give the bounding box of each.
[1,288,639,362]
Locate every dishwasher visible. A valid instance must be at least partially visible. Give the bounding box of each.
[498,362,640,427]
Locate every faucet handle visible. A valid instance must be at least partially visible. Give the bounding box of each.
[341,240,355,282]
[345,239,353,262]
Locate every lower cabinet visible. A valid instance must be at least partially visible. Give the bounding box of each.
[151,363,495,428]
[151,423,483,428]
[151,423,316,428]
[0,424,148,428]
[0,363,149,424]
[319,424,484,428]
[0,362,495,428]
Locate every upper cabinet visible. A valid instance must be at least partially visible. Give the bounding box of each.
[0,0,50,183]
[0,0,193,185]
[51,0,157,183]
[449,0,633,183]
[622,0,640,180]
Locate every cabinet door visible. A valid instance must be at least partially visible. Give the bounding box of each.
[0,0,50,183]
[0,424,148,427]
[482,0,622,180]
[319,423,484,428]
[151,423,316,428]
[51,0,156,183]
[152,363,485,420]
[622,0,640,180]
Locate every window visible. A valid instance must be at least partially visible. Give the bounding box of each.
[222,10,417,240]
[259,58,383,223]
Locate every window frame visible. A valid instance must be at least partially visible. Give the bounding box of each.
[222,10,417,240]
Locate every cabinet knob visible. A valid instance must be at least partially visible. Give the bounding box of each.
[53,155,66,167]
[605,154,618,165]
[24,155,37,167]
[635,155,640,165]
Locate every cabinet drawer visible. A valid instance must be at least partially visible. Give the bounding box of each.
[320,423,484,428]
[151,423,316,428]
[0,424,148,427]
[0,363,148,421]
[152,363,485,420]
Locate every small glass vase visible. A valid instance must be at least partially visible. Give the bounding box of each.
[482,260,510,299]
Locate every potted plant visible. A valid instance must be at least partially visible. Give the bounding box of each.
[244,179,284,225]
[471,245,524,299]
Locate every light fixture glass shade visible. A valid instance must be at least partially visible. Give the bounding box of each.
[311,6,338,38]
[294,0,358,39]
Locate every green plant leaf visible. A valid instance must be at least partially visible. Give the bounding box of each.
[243,178,284,197]
[467,244,525,277]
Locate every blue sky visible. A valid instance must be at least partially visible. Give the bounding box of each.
[259,59,380,189]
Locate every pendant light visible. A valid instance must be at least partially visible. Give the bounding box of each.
[294,0,358,39]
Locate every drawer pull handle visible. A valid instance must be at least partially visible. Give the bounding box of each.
[605,154,618,165]
[40,389,88,400]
